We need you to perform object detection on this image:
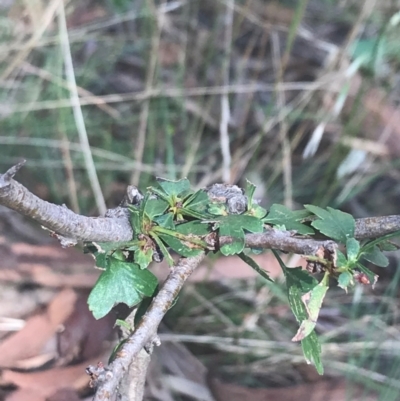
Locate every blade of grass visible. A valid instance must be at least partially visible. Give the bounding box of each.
[57,1,106,214]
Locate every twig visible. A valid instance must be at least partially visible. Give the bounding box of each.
[92,252,205,401]
[0,162,132,244]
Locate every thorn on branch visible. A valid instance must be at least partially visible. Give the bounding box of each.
[144,334,161,354]
[0,160,26,188]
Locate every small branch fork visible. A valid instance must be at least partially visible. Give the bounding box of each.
[1,162,400,399]
[91,253,205,400]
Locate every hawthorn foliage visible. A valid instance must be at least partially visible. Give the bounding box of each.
[85,178,398,374]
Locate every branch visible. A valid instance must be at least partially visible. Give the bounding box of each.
[1,162,400,249]
[92,252,205,400]
[0,161,133,244]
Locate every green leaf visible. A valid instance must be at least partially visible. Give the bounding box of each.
[291,209,313,220]
[128,207,142,233]
[245,181,267,218]
[134,248,153,269]
[217,215,264,255]
[208,203,227,216]
[157,233,203,258]
[361,230,400,253]
[156,177,191,198]
[144,198,169,219]
[175,221,211,236]
[338,271,353,291]
[247,204,267,219]
[154,212,175,229]
[362,246,389,267]
[183,189,209,213]
[292,281,329,342]
[346,238,360,263]
[88,256,158,319]
[305,205,355,243]
[379,241,399,252]
[301,332,324,375]
[93,252,108,269]
[238,252,273,282]
[139,192,150,223]
[272,251,322,373]
[245,179,256,205]
[264,204,314,235]
[335,250,348,268]
[149,233,174,266]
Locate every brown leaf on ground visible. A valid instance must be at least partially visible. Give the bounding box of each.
[2,358,97,399]
[209,377,378,401]
[5,387,81,401]
[0,289,77,368]
[0,241,98,287]
[0,289,114,369]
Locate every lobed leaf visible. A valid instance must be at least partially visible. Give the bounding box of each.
[183,189,209,213]
[154,212,175,229]
[218,215,264,255]
[134,248,153,269]
[175,220,211,236]
[272,251,323,373]
[88,256,158,319]
[305,205,355,243]
[156,177,191,198]
[144,198,169,219]
[292,281,329,342]
[264,204,314,235]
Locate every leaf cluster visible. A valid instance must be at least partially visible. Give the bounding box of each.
[83,178,400,374]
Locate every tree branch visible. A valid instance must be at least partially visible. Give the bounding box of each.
[1,162,400,249]
[92,252,205,401]
[0,161,133,244]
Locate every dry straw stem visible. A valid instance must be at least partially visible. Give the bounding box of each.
[58,1,106,215]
